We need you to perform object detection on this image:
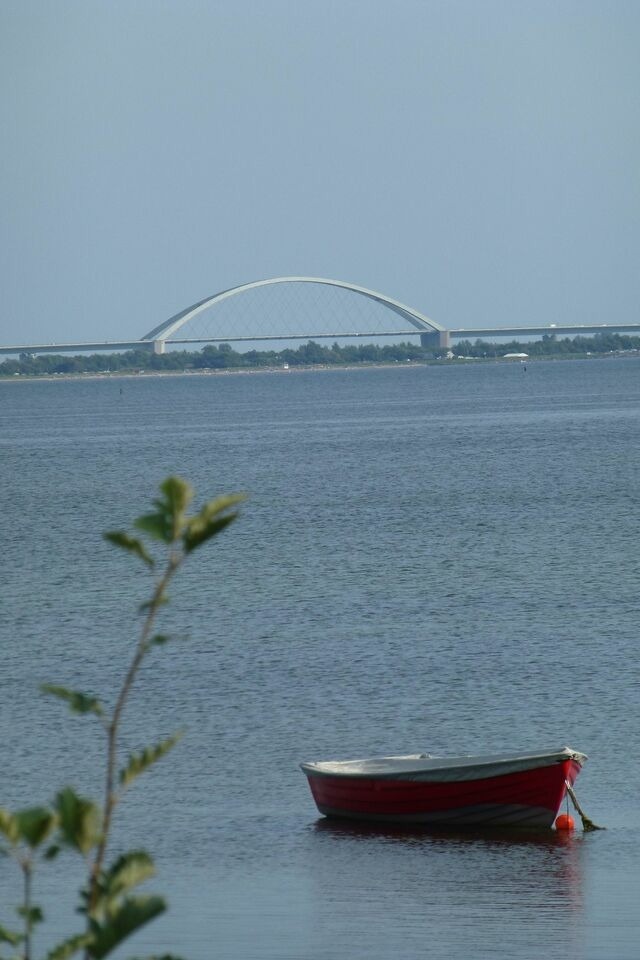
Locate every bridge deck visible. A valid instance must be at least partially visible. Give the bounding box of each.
[2,324,640,356]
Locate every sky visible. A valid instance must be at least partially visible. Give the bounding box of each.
[1,0,638,346]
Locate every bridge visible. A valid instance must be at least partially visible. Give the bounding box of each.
[1,276,639,356]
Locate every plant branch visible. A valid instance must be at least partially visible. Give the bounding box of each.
[23,858,32,960]
[87,549,181,919]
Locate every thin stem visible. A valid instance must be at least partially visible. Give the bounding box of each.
[86,550,181,918]
[22,858,32,960]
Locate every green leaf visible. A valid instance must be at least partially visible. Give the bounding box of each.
[55,788,101,856]
[127,955,187,960]
[0,810,19,845]
[183,514,236,553]
[134,476,194,544]
[101,850,155,903]
[183,492,245,553]
[149,634,170,646]
[134,513,171,543]
[0,925,22,946]
[16,905,44,928]
[41,685,104,718]
[15,807,57,848]
[119,731,183,789]
[46,933,94,960]
[202,492,247,514]
[88,894,166,959]
[158,476,193,524]
[103,532,154,568]
[44,843,61,860]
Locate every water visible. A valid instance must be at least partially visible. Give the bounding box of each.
[1,359,639,959]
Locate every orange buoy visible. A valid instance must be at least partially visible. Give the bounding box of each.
[555,813,575,831]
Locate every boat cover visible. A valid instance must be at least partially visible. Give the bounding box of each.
[301,746,587,783]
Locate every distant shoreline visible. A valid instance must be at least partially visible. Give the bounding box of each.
[1,351,638,384]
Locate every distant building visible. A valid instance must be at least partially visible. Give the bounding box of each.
[503,352,528,359]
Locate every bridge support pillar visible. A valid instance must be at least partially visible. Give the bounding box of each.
[153,340,166,355]
[421,330,451,350]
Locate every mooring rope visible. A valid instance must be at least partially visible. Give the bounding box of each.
[565,780,605,832]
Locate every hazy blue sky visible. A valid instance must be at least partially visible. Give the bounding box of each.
[1,0,638,345]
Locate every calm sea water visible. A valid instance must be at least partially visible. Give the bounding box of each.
[1,359,639,959]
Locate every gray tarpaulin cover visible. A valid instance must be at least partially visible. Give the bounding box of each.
[301,746,587,783]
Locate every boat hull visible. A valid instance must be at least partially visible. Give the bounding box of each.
[303,756,583,829]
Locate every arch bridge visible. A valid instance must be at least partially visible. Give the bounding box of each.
[141,276,450,354]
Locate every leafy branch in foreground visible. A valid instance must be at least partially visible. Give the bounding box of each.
[1,476,244,960]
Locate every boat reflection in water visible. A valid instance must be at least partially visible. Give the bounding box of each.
[306,818,585,960]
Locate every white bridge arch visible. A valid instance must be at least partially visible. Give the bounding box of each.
[141,277,449,352]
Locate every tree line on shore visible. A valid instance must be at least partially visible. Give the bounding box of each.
[2,331,639,376]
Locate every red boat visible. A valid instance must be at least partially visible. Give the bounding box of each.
[301,746,587,829]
